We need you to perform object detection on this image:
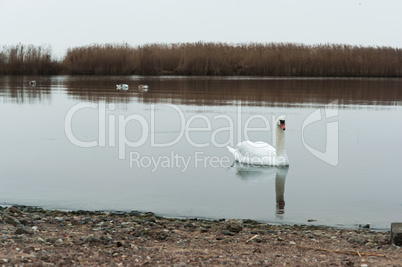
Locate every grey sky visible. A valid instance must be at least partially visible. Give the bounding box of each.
[1,0,401,58]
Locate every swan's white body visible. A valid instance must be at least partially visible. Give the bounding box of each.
[227,115,289,166]
[116,84,129,90]
[138,84,148,92]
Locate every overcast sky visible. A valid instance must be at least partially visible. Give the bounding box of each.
[1,0,401,58]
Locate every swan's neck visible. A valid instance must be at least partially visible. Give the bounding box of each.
[276,126,288,164]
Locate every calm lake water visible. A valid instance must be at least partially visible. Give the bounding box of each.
[1,75,401,230]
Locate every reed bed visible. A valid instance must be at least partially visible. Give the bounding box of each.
[0,44,62,75]
[1,42,401,77]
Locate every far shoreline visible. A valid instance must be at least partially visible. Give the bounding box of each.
[1,42,401,77]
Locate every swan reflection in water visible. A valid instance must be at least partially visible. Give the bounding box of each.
[231,162,289,218]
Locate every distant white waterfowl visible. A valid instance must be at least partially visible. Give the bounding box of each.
[138,85,148,92]
[227,115,289,166]
[29,80,36,86]
[116,84,129,90]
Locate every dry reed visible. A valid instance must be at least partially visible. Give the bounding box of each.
[1,42,401,77]
[0,44,61,75]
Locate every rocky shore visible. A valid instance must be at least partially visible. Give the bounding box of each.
[0,206,401,266]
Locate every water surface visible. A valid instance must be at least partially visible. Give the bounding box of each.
[1,75,401,230]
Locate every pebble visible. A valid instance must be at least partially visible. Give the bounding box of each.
[14,228,32,235]
[101,235,113,242]
[173,262,188,267]
[83,235,101,243]
[9,206,23,215]
[254,237,262,243]
[222,230,236,236]
[184,222,196,229]
[199,227,209,233]
[222,220,243,233]
[313,230,323,236]
[2,214,21,226]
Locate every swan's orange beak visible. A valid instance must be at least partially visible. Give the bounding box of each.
[280,122,286,130]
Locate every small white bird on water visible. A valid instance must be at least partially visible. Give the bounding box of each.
[227,115,289,166]
[138,85,148,92]
[116,84,129,90]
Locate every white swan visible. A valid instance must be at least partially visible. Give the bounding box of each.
[138,85,148,92]
[116,84,129,90]
[227,115,289,166]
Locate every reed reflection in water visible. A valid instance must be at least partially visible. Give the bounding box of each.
[2,76,402,108]
[53,76,402,108]
[0,76,53,104]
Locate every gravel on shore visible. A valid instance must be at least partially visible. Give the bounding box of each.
[0,205,401,266]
